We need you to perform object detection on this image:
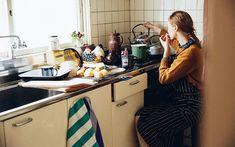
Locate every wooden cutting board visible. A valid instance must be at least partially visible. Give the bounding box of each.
[19,78,97,92]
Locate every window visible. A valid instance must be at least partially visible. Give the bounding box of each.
[0,0,84,60]
[0,0,11,59]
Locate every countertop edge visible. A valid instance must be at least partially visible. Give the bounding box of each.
[0,63,160,121]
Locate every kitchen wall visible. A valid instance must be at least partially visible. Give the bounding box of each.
[130,0,204,40]
[90,0,131,48]
[90,0,204,49]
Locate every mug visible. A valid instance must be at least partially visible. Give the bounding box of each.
[41,65,58,76]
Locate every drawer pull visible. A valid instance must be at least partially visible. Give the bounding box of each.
[129,80,140,85]
[116,101,128,107]
[12,118,33,127]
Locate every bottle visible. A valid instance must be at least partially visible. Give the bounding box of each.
[121,48,129,68]
[49,35,60,51]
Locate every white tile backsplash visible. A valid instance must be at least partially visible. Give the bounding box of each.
[130,0,135,10]
[119,0,125,11]
[124,22,130,32]
[112,0,118,11]
[119,22,125,33]
[119,11,125,22]
[98,36,106,47]
[91,37,99,44]
[112,12,119,23]
[105,12,112,23]
[124,11,130,21]
[145,11,154,22]
[105,0,112,11]
[154,11,163,21]
[97,0,105,11]
[186,0,197,10]
[135,11,144,22]
[130,11,135,21]
[175,0,186,10]
[145,0,154,10]
[135,0,144,10]
[91,13,98,24]
[90,0,97,12]
[125,0,130,10]
[164,0,175,10]
[196,10,203,22]
[98,24,106,36]
[105,24,113,35]
[195,23,203,34]
[91,25,98,37]
[197,0,204,9]
[163,11,173,21]
[154,0,164,10]
[112,23,119,32]
[97,12,105,24]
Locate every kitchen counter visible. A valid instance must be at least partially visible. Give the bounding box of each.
[0,59,161,121]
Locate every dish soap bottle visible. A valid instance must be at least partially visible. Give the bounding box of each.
[121,48,129,68]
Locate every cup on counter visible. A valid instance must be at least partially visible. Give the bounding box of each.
[41,65,58,76]
[128,55,135,69]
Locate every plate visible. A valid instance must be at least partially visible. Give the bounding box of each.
[83,62,105,68]
[19,69,71,81]
[108,68,126,75]
[105,65,117,70]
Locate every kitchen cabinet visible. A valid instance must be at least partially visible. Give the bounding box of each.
[67,84,112,147]
[3,100,67,147]
[112,73,147,147]
[0,122,5,147]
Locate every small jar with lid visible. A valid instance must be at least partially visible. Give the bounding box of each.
[49,35,60,51]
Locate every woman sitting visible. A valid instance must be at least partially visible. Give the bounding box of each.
[135,10,203,147]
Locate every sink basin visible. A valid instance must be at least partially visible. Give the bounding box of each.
[0,86,62,113]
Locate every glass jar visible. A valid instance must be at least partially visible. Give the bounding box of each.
[49,35,60,51]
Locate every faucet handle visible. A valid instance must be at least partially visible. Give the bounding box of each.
[11,42,17,49]
[22,41,27,48]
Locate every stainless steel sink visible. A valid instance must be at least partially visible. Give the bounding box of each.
[0,85,62,113]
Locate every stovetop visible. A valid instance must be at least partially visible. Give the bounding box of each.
[134,55,162,67]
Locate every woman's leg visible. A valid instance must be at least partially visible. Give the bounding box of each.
[135,116,149,147]
[136,103,192,147]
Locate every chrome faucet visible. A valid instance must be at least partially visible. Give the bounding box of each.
[0,35,27,49]
[0,35,27,58]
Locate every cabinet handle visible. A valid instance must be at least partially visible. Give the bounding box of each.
[116,101,128,107]
[12,118,33,127]
[129,80,140,85]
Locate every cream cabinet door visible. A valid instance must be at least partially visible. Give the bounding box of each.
[112,92,144,147]
[0,122,5,147]
[4,100,67,147]
[67,84,112,147]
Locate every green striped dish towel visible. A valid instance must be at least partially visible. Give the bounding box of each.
[67,98,99,147]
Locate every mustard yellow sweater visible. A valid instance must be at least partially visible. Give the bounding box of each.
[159,30,203,89]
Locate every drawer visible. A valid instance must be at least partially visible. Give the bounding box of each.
[113,73,147,101]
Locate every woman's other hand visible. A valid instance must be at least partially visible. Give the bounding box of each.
[143,22,161,34]
[160,34,171,58]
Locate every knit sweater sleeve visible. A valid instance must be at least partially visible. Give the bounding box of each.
[159,48,197,84]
